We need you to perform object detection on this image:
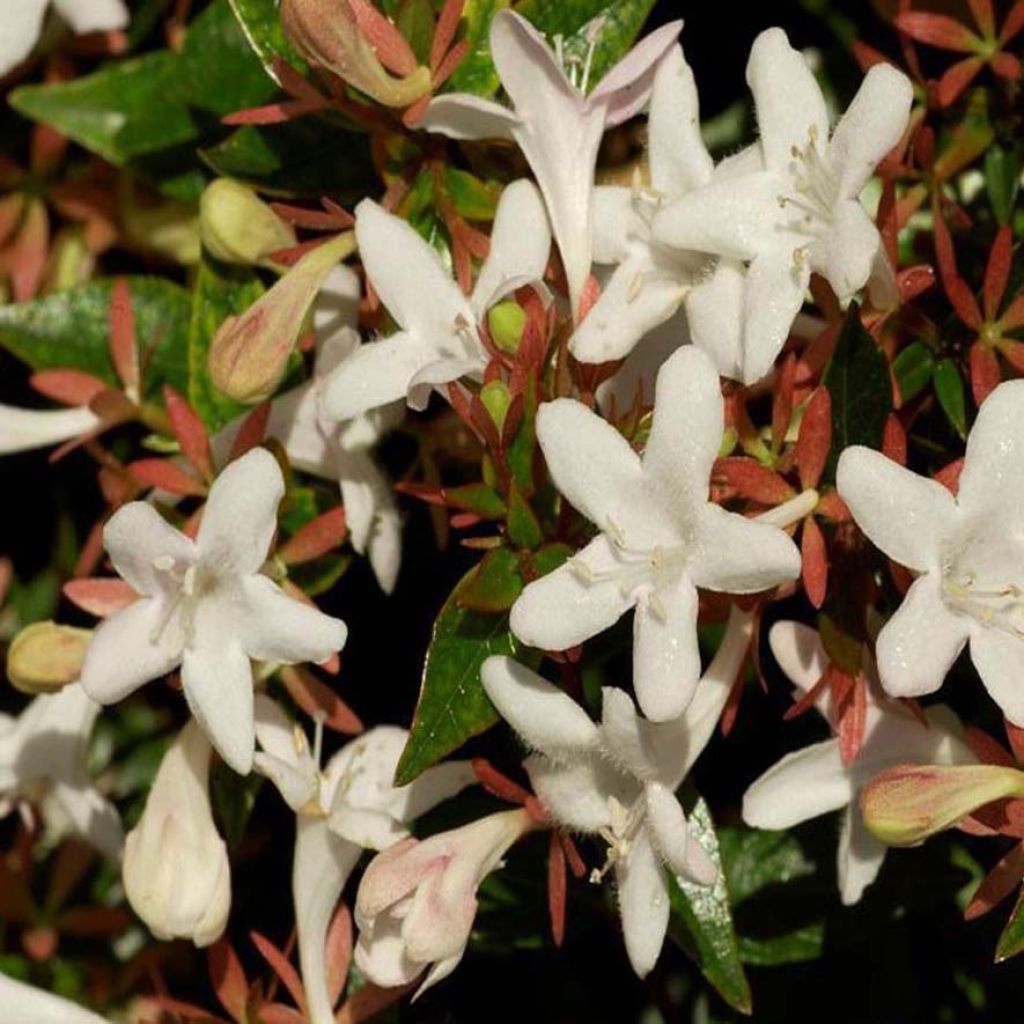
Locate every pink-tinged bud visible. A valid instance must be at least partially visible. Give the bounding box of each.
[7,621,92,695]
[355,808,533,995]
[122,721,231,947]
[861,763,1024,847]
[208,231,355,404]
[281,0,432,108]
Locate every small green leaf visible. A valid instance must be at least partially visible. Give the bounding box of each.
[228,0,309,79]
[996,887,1024,961]
[506,480,543,549]
[667,797,752,1014]
[822,303,892,481]
[458,547,524,612]
[892,340,936,404]
[446,482,507,519]
[394,567,539,784]
[933,358,968,439]
[445,168,500,221]
[446,0,508,96]
[0,277,190,397]
[984,144,1020,225]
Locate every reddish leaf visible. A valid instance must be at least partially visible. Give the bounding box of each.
[472,757,533,806]
[800,515,828,609]
[63,577,138,617]
[10,199,48,302]
[109,278,140,396]
[347,0,420,75]
[278,507,348,565]
[255,1005,305,1024]
[932,205,982,328]
[984,226,1013,321]
[965,842,1024,920]
[164,385,214,480]
[991,50,1021,78]
[837,674,867,764]
[771,353,797,453]
[229,404,271,463]
[431,0,465,72]
[965,725,1016,766]
[129,457,208,497]
[325,903,353,1008]
[209,939,249,1024]
[223,99,322,125]
[279,666,363,735]
[794,387,831,490]
[966,0,996,38]
[933,457,964,495]
[30,369,107,407]
[1001,2,1024,43]
[881,414,907,465]
[937,55,985,106]
[895,12,981,52]
[134,995,228,1024]
[548,831,567,947]
[250,932,307,1015]
[969,340,1001,406]
[337,982,414,1023]
[712,458,793,505]
[1007,721,1024,764]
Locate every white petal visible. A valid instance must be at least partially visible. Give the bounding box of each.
[103,502,195,597]
[740,252,809,384]
[0,971,108,1024]
[236,575,347,666]
[836,446,955,572]
[406,355,485,411]
[0,0,48,78]
[388,760,476,828]
[690,504,801,594]
[263,384,333,478]
[471,179,550,314]
[819,200,880,304]
[489,11,575,120]
[337,449,388,552]
[510,536,636,651]
[51,780,123,862]
[80,598,182,704]
[254,750,318,812]
[615,829,669,978]
[368,507,403,595]
[354,908,423,988]
[828,62,913,198]
[313,264,361,340]
[875,574,969,698]
[686,259,746,381]
[644,782,716,885]
[330,805,408,850]
[481,655,599,758]
[742,739,855,829]
[969,628,1024,727]
[591,186,638,264]
[419,93,519,141]
[647,46,713,195]
[52,0,128,33]
[0,403,100,455]
[633,577,701,722]
[595,311,687,414]
[837,804,887,905]
[746,27,828,171]
[958,380,1024,517]
[525,754,621,833]
[197,447,283,578]
[768,620,828,694]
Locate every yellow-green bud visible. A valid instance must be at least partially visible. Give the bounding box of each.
[480,380,511,435]
[199,179,297,267]
[7,621,92,694]
[487,300,527,355]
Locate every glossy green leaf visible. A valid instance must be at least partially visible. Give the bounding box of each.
[551,0,659,87]
[0,278,190,398]
[210,761,264,845]
[458,547,524,612]
[996,887,1024,961]
[447,0,508,97]
[667,797,753,1014]
[445,168,500,222]
[892,340,936,404]
[506,480,543,549]
[933,358,967,439]
[228,0,309,79]
[822,303,892,482]
[394,566,539,785]
[984,144,1020,226]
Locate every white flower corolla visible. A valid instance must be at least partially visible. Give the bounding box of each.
[483,602,752,976]
[0,682,122,860]
[1,0,128,78]
[510,345,802,721]
[319,179,550,423]
[253,698,475,1024]
[122,720,230,947]
[354,807,534,996]
[743,621,976,905]
[0,404,101,456]
[837,379,1024,726]
[216,266,404,593]
[420,11,681,320]
[654,28,913,382]
[79,447,348,774]
[0,970,109,1024]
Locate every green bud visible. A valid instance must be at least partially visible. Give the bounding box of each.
[488,300,527,354]
[480,380,511,435]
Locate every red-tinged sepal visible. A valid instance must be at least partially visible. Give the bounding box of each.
[128,458,208,497]
[279,665,363,735]
[163,385,214,480]
[801,514,829,610]
[277,507,348,565]
[63,577,138,618]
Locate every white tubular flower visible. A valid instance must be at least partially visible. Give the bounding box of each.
[510,346,801,721]
[253,698,474,1024]
[0,403,101,456]
[1,0,128,77]
[654,28,913,383]
[0,682,122,860]
[319,179,550,423]
[743,621,975,905]
[355,806,534,996]
[79,447,348,774]
[837,379,1024,725]
[122,720,230,947]
[420,11,680,320]
[483,602,753,977]
[216,266,404,593]
[0,970,109,1024]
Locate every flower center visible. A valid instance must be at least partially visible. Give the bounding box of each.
[552,16,606,94]
[149,556,211,647]
[941,568,1024,639]
[590,794,646,883]
[777,126,840,267]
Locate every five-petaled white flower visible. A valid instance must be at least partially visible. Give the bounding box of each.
[0,681,122,861]
[79,447,348,774]
[510,345,801,721]
[482,603,752,977]
[837,379,1024,725]
[420,10,681,320]
[654,28,912,383]
[319,179,550,423]
[1,0,128,78]
[743,621,975,905]
[253,697,474,1024]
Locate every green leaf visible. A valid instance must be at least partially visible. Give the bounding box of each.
[984,144,1020,226]
[394,566,539,785]
[996,888,1024,961]
[458,547,524,612]
[228,0,309,79]
[892,340,936,404]
[821,303,892,482]
[506,480,543,549]
[552,0,659,87]
[188,258,265,432]
[445,168,500,221]
[210,761,264,846]
[0,277,190,397]
[667,797,752,1014]
[447,0,508,97]
[933,358,967,439]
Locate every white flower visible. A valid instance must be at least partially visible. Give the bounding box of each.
[79,447,348,774]
[743,621,975,904]
[0,682,122,860]
[253,697,474,1024]
[355,807,534,996]
[0,403,101,456]
[420,11,680,319]
[1,0,128,78]
[510,345,801,721]
[654,28,912,382]
[0,970,108,1024]
[482,602,753,976]
[217,266,404,593]
[319,179,550,422]
[122,720,231,946]
[836,379,1024,725]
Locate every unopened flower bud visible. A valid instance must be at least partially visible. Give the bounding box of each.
[861,762,1024,847]
[208,231,355,404]
[199,178,296,267]
[7,621,92,695]
[123,721,231,946]
[119,175,200,265]
[487,300,526,354]
[480,379,511,434]
[281,0,432,108]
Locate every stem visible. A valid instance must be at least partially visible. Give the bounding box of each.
[754,488,819,529]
